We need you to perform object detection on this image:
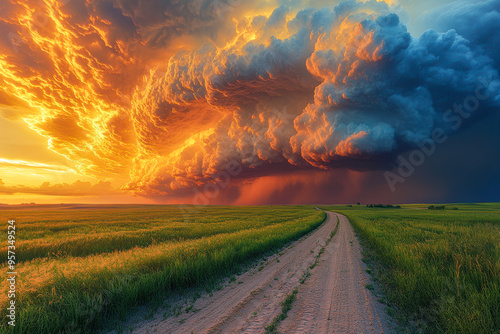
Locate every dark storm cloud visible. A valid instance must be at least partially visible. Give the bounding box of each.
[111,0,246,47]
[126,1,500,197]
[418,0,500,68]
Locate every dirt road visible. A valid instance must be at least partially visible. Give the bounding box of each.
[131,211,394,333]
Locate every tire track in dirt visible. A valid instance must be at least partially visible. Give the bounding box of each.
[131,211,394,333]
[279,212,394,333]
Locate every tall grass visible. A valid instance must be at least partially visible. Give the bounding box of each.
[322,203,500,333]
[0,205,325,333]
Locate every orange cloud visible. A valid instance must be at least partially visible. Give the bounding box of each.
[0,179,121,196]
[1,0,498,203]
[0,158,73,173]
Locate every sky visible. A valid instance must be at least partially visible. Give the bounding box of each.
[0,0,499,205]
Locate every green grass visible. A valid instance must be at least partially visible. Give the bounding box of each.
[265,287,298,334]
[0,205,320,264]
[321,203,500,333]
[0,205,325,334]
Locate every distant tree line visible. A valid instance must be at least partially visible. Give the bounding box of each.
[366,204,401,208]
[428,205,446,210]
[427,205,458,210]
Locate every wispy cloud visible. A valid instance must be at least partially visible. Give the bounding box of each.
[0,158,75,173]
[0,179,121,196]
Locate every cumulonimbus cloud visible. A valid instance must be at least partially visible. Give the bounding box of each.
[1,0,499,199]
[124,1,500,197]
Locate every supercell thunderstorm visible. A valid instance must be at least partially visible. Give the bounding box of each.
[1,0,499,199]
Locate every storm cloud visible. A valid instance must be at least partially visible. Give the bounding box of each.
[124,1,500,197]
[1,0,499,203]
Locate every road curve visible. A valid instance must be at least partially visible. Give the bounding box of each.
[130,211,394,333]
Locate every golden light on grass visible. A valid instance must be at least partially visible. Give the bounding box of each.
[0,205,326,332]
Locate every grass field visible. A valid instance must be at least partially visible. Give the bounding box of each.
[0,205,325,334]
[321,203,500,333]
[3,203,498,333]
